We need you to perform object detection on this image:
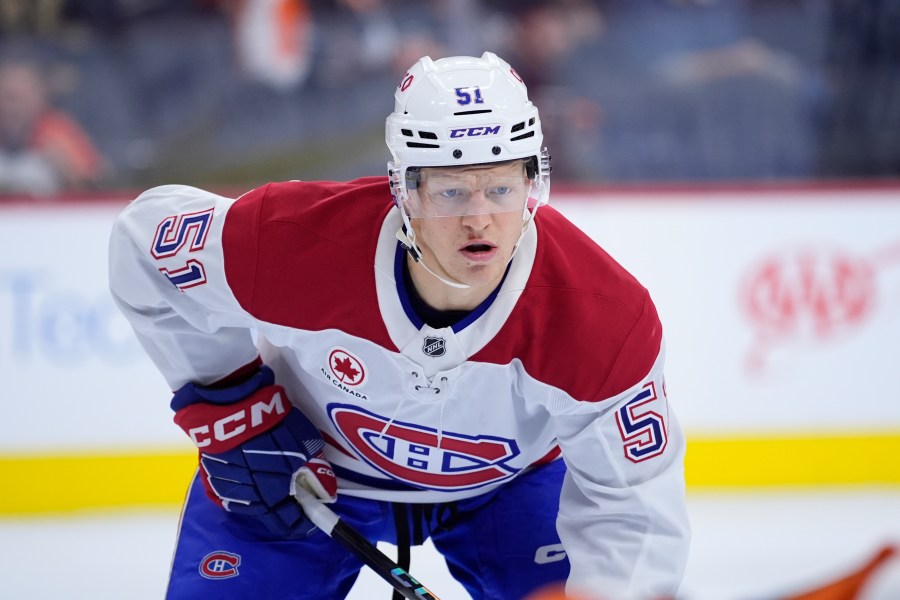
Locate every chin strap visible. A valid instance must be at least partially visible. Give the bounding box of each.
[394,175,548,292]
[508,176,547,260]
[395,226,471,290]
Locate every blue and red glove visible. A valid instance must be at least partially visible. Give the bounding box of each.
[172,364,337,538]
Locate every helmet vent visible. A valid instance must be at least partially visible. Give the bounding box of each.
[454,109,493,116]
[510,131,535,142]
[529,117,536,125]
[511,122,525,133]
[406,142,440,149]
[418,131,438,140]
[401,129,414,137]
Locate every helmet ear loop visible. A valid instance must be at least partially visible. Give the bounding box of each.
[392,180,427,264]
[512,179,541,258]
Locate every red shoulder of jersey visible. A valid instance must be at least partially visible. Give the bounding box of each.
[222,177,397,350]
[472,206,663,402]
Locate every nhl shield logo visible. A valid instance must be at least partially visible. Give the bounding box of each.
[422,336,446,357]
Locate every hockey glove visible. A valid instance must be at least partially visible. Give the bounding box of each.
[172,364,337,538]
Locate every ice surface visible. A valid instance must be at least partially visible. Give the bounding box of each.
[1,490,898,600]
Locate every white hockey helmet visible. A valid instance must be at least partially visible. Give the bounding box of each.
[386,52,551,213]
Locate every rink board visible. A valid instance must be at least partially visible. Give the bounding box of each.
[1,186,898,514]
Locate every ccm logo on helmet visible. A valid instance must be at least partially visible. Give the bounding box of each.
[449,125,501,138]
[176,390,289,453]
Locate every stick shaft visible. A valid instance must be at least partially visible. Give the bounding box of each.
[295,486,440,600]
[331,520,438,600]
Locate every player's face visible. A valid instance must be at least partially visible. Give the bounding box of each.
[407,160,530,305]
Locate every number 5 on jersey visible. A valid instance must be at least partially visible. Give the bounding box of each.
[151,207,214,291]
[615,382,668,462]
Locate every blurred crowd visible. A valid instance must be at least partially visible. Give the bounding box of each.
[0,0,898,197]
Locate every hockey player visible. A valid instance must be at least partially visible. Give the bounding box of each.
[109,52,690,599]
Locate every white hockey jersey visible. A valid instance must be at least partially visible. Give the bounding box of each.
[108,177,690,598]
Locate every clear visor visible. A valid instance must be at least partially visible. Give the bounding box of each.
[404,171,535,218]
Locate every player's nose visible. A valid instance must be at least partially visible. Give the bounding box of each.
[460,206,492,230]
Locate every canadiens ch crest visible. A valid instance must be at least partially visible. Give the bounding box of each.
[328,403,521,491]
[422,336,446,357]
[199,551,241,579]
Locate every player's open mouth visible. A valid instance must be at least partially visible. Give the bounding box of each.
[460,241,498,262]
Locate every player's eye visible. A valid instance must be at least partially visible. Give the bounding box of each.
[432,187,470,203]
[438,188,462,198]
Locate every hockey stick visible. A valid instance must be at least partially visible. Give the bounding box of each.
[293,485,441,600]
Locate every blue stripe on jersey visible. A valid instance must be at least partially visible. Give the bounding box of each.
[449,262,510,333]
[393,241,511,333]
[394,242,426,329]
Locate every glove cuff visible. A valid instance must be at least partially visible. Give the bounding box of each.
[174,384,290,453]
[171,363,275,411]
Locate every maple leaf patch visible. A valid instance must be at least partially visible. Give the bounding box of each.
[334,357,360,382]
[327,348,366,386]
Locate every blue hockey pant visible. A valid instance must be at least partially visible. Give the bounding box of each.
[166,459,569,599]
